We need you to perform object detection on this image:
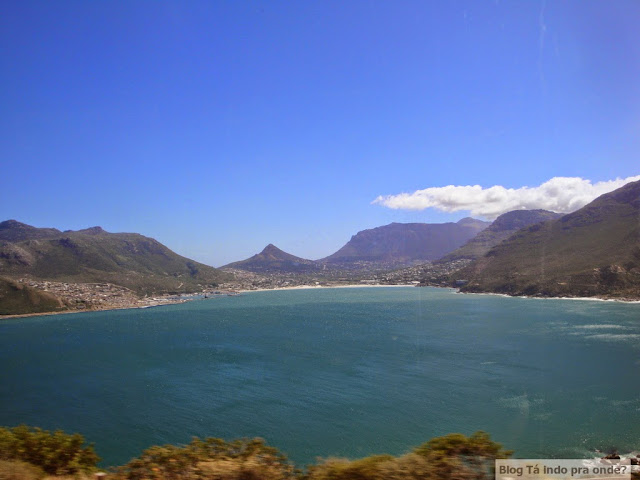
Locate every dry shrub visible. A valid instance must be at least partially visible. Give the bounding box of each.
[305,455,394,480]
[305,432,511,480]
[198,456,293,480]
[0,460,45,480]
[376,453,434,480]
[114,438,296,480]
[0,426,99,476]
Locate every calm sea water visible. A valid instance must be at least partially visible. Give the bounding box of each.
[1,287,639,467]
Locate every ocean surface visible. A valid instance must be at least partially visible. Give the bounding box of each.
[1,287,639,467]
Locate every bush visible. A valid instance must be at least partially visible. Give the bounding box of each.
[413,431,513,480]
[0,426,100,475]
[305,431,511,480]
[0,460,45,480]
[305,455,395,480]
[114,437,296,480]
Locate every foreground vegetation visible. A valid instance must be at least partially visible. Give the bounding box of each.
[0,426,512,480]
[2,426,637,480]
[0,426,99,476]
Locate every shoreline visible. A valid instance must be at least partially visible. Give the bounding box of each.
[237,283,415,293]
[0,284,418,319]
[456,290,640,304]
[3,283,639,320]
[0,296,193,320]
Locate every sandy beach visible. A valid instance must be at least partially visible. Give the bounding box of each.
[238,283,416,293]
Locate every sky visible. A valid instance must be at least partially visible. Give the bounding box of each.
[1,1,639,266]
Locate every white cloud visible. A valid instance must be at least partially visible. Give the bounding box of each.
[372,176,640,219]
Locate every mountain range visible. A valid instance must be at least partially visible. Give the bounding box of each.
[439,209,562,262]
[320,218,489,265]
[0,220,231,296]
[2,179,638,314]
[456,179,640,298]
[224,218,491,273]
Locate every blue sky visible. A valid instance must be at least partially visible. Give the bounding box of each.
[1,1,639,266]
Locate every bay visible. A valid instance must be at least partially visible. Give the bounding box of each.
[0,287,639,467]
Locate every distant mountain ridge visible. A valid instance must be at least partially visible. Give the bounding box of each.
[0,219,62,242]
[0,220,231,296]
[440,209,562,262]
[223,244,319,273]
[456,180,640,299]
[223,218,490,274]
[321,218,490,265]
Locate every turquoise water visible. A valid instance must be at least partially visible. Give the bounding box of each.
[1,287,639,467]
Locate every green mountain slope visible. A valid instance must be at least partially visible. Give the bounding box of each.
[440,210,562,262]
[0,221,232,295]
[457,180,640,299]
[223,244,320,273]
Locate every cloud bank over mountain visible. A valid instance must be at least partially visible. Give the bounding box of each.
[372,176,640,219]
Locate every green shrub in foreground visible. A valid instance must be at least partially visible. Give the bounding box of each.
[0,426,99,476]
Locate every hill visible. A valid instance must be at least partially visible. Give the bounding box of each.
[457,180,640,299]
[440,210,562,262]
[0,220,232,296]
[222,244,320,273]
[0,277,68,315]
[0,219,62,242]
[321,218,489,266]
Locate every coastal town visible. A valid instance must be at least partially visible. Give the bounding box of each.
[5,260,476,312]
[12,279,192,312]
[218,259,472,291]
[4,258,474,317]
